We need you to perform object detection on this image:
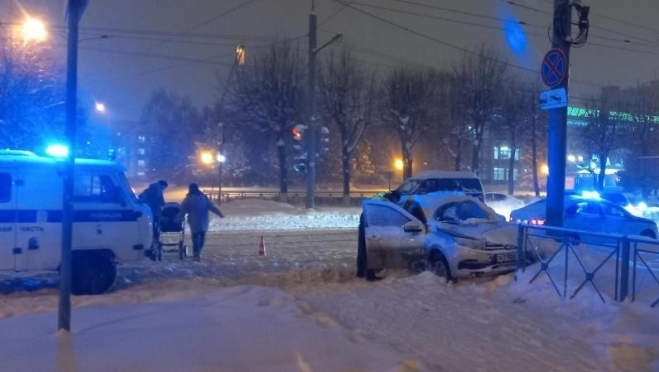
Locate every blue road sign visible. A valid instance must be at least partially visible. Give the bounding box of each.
[541,48,567,88]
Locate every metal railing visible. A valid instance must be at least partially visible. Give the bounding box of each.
[631,237,659,308]
[202,190,386,202]
[516,224,659,307]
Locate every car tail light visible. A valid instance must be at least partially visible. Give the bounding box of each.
[530,218,546,226]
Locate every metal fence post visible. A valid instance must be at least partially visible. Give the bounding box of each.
[618,236,630,302]
[515,224,526,281]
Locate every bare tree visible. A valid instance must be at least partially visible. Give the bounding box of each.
[453,45,507,176]
[228,41,304,196]
[620,83,659,196]
[494,78,533,195]
[436,74,471,171]
[140,89,200,182]
[319,48,376,204]
[582,87,625,190]
[526,90,548,197]
[381,67,437,179]
[0,33,65,150]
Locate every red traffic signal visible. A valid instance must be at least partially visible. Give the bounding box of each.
[292,127,302,141]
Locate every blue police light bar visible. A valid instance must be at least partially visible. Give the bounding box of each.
[46,144,69,157]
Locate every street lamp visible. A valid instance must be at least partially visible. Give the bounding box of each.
[394,159,404,171]
[22,17,47,43]
[541,163,550,175]
[200,151,214,165]
[95,102,106,113]
[216,153,226,163]
[567,155,576,163]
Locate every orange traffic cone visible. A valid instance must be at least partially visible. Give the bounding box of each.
[258,236,266,256]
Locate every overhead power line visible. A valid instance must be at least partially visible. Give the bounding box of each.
[138,0,263,54]
[502,0,659,46]
[330,0,538,74]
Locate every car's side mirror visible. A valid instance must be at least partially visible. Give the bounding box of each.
[403,221,424,233]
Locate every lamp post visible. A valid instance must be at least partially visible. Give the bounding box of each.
[217,123,225,204]
[21,17,48,43]
[60,0,88,332]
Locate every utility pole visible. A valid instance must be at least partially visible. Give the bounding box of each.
[217,44,244,204]
[306,3,318,209]
[306,2,341,209]
[545,0,572,227]
[59,0,87,332]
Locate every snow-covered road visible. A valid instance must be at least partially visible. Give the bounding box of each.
[0,199,658,371]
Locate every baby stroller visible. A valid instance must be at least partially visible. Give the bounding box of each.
[155,202,187,260]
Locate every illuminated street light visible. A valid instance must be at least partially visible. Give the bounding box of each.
[394,159,404,171]
[216,153,226,163]
[541,164,549,175]
[567,155,576,163]
[95,102,106,113]
[577,155,584,162]
[200,151,214,165]
[22,17,47,43]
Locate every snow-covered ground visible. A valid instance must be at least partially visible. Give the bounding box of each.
[0,198,658,371]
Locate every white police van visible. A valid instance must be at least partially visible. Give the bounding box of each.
[0,150,153,295]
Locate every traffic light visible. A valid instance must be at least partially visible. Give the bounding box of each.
[292,124,307,172]
[294,153,307,172]
[319,126,329,154]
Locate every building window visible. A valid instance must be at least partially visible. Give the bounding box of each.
[494,168,505,181]
[138,136,146,143]
[137,171,145,177]
[137,160,146,167]
[499,146,511,160]
[514,149,520,161]
[138,148,146,155]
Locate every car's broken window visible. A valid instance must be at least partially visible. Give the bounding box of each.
[365,204,412,227]
[437,201,489,223]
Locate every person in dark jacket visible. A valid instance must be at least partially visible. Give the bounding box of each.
[177,183,224,261]
[139,180,168,241]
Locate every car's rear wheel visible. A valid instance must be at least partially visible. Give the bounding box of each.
[356,213,367,278]
[429,250,453,283]
[641,230,656,239]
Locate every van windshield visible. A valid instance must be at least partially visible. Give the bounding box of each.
[119,173,139,202]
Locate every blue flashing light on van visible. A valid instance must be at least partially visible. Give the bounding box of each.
[45,144,69,158]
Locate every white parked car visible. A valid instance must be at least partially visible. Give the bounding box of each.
[510,195,658,239]
[484,192,525,218]
[357,195,522,282]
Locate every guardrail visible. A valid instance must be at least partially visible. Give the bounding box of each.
[516,224,659,307]
[202,190,386,202]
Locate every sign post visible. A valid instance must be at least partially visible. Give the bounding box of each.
[544,2,572,228]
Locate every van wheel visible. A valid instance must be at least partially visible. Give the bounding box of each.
[72,252,117,295]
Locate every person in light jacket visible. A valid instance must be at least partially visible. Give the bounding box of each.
[177,183,224,261]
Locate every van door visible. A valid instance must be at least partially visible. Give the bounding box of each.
[362,200,426,270]
[14,166,62,271]
[71,171,140,263]
[0,170,16,270]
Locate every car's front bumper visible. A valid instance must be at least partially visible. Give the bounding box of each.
[448,245,521,278]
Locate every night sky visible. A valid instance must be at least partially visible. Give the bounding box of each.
[5,0,659,120]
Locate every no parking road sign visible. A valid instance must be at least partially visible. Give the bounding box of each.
[541,48,567,88]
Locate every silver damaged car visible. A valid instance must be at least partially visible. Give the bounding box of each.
[359,195,522,281]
